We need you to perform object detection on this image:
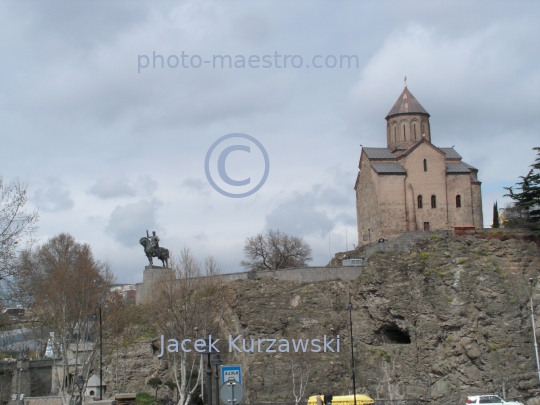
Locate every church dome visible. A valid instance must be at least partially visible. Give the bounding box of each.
[386,87,429,119]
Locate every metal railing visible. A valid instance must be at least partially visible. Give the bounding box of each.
[342,258,364,266]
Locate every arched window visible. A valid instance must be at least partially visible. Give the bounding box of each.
[403,125,406,141]
[90,391,95,396]
[421,122,425,135]
[431,195,437,209]
[417,195,423,209]
[414,124,417,140]
[423,159,427,172]
[456,195,461,208]
[394,127,397,142]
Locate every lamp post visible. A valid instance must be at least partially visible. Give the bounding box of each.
[530,278,540,384]
[347,293,357,405]
[194,327,203,402]
[202,336,219,405]
[75,375,85,405]
[92,306,103,400]
[211,354,223,405]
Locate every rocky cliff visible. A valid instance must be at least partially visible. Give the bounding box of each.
[102,234,540,405]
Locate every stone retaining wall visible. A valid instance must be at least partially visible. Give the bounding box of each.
[136,266,362,304]
[9,397,62,405]
[365,231,450,258]
[220,266,362,283]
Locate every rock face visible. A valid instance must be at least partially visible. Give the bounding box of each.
[103,235,540,405]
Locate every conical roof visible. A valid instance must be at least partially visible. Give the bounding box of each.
[386,87,429,118]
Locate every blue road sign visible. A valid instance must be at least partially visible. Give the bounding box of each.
[221,365,242,385]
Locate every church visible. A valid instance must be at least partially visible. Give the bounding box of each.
[355,84,483,245]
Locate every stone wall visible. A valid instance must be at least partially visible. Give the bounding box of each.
[386,113,431,150]
[356,152,381,245]
[136,266,363,303]
[365,231,451,258]
[136,266,175,305]
[356,141,482,247]
[401,143,449,232]
[472,181,484,228]
[118,235,540,405]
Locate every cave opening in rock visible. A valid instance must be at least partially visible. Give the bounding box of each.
[381,324,411,344]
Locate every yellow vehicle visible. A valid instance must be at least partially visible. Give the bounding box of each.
[307,394,375,405]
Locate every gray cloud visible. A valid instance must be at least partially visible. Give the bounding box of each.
[88,175,157,200]
[88,175,136,199]
[32,178,74,212]
[105,199,160,247]
[265,195,334,237]
[139,176,158,197]
[182,178,211,195]
[1,0,538,282]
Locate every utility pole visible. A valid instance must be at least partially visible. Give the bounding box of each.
[530,278,540,384]
[347,293,357,405]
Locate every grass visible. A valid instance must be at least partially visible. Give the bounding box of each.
[136,392,156,405]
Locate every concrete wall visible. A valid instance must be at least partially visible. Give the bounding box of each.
[1,363,14,403]
[19,397,62,405]
[2,360,54,404]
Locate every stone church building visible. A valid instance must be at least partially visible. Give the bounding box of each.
[355,85,483,245]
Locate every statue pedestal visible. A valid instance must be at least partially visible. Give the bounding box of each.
[136,265,175,305]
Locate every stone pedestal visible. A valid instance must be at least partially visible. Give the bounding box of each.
[136,265,175,305]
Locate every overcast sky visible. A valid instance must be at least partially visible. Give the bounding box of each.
[1,0,539,283]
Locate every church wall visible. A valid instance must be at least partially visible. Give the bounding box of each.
[471,182,484,228]
[400,144,448,231]
[446,174,474,226]
[356,155,381,245]
[377,174,407,239]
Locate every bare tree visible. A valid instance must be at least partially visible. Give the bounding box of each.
[290,351,312,405]
[240,229,312,271]
[500,203,530,229]
[0,176,38,289]
[376,359,405,403]
[148,248,228,405]
[13,233,113,405]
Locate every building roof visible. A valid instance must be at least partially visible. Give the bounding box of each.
[87,374,105,387]
[363,147,396,159]
[439,147,462,159]
[386,87,430,118]
[446,162,472,173]
[463,162,478,171]
[371,162,407,174]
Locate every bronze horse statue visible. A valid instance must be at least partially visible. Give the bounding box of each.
[140,237,170,268]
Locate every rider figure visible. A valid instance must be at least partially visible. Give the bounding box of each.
[146,230,160,256]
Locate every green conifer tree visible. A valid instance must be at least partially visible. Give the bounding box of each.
[505,147,540,230]
[492,201,500,228]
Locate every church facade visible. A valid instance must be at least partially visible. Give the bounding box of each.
[355,86,483,245]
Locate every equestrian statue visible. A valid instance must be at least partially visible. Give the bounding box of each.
[140,230,170,268]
